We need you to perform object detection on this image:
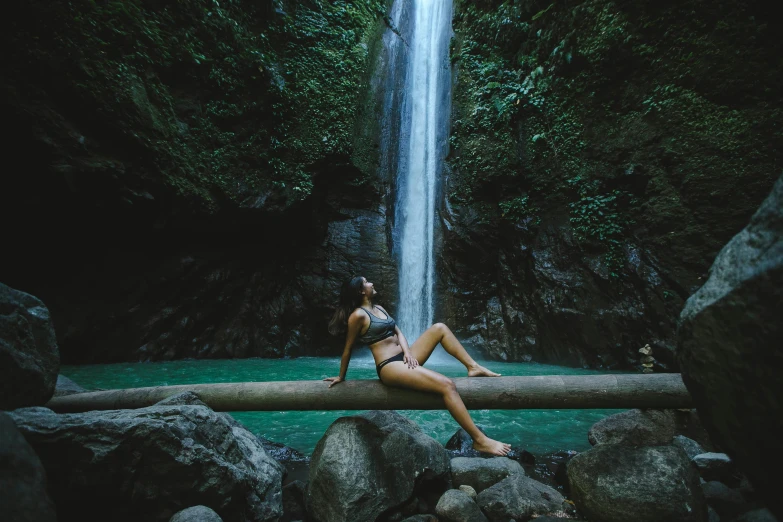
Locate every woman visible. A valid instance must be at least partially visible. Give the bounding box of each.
[326,276,512,456]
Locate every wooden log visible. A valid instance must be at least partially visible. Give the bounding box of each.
[45,374,692,412]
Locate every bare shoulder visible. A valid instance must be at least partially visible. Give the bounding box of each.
[348,308,369,325]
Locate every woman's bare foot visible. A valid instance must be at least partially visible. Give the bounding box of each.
[472,436,512,456]
[467,364,501,377]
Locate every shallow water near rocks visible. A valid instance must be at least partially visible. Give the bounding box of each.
[62,354,628,456]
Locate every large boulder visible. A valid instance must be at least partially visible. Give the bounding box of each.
[588,409,678,446]
[169,506,223,522]
[677,175,783,518]
[306,410,450,522]
[435,489,488,522]
[0,282,59,409]
[450,457,525,493]
[567,444,706,522]
[476,474,567,522]
[0,412,57,522]
[9,403,284,522]
[53,374,86,396]
[588,408,712,449]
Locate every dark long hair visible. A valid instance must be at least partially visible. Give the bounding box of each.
[328,276,366,336]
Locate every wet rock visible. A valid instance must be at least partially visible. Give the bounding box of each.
[734,508,780,522]
[451,456,525,493]
[476,473,566,522]
[9,402,284,522]
[400,516,438,522]
[567,444,706,522]
[435,489,487,522]
[459,484,477,500]
[0,412,57,522]
[446,426,487,456]
[169,506,223,522]
[673,435,705,459]
[54,374,86,396]
[282,480,307,522]
[701,481,749,520]
[678,175,783,518]
[0,282,60,409]
[693,453,741,486]
[306,411,450,522]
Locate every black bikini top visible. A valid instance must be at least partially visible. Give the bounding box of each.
[356,306,396,345]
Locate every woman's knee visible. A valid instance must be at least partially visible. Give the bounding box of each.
[432,322,449,335]
[439,378,457,395]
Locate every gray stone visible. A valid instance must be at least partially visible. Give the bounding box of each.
[451,456,524,493]
[306,411,450,522]
[567,444,706,522]
[282,480,306,522]
[677,175,783,519]
[476,474,566,522]
[400,516,439,522]
[169,505,223,522]
[0,283,60,409]
[9,402,284,522]
[693,453,740,485]
[459,484,477,500]
[673,435,705,459]
[53,374,86,396]
[588,409,678,446]
[0,412,57,522]
[734,508,780,522]
[155,391,208,407]
[435,489,487,522]
[701,480,749,520]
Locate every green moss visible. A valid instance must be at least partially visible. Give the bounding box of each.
[3,0,387,210]
[449,0,783,278]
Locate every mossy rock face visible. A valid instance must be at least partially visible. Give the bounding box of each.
[440,0,783,367]
[0,0,395,361]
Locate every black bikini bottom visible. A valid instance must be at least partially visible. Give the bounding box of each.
[376,351,405,378]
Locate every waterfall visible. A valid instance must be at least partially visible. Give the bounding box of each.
[394,0,453,343]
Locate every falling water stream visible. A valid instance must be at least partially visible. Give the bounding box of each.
[394,0,452,344]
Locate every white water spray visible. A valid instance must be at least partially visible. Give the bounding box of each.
[395,0,452,343]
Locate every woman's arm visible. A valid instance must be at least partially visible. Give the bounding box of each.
[324,311,363,388]
[394,324,418,369]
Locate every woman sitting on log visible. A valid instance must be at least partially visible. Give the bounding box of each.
[326,276,511,456]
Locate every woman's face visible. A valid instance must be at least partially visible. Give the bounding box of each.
[361,278,377,299]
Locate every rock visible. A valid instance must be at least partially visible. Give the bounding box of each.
[567,444,706,522]
[282,480,307,522]
[446,426,487,456]
[155,391,208,406]
[306,411,450,522]
[734,508,780,522]
[673,435,705,459]
[476,474,566,522]
[53,374,86,396]
[588,409,677,446]
[451,456,525,493]
[701,481,749,520]
[435,489,487,522]
[677,175,783,519]
[0,283,60,409]
[693,453,741,486]
[9,403,284,522]
[169,505,223,522]
[0,412,57,522]
[708,506,720,522]
[400,516,439,522]
[459,484,477,500]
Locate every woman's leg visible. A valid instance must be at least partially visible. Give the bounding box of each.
[379,362,511,456]
[410,323,501,377]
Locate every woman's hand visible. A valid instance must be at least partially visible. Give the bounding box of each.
[324,376,344,388]
[403,351,419,369]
